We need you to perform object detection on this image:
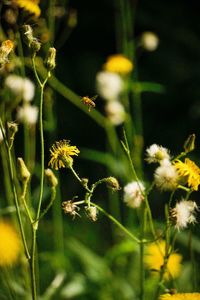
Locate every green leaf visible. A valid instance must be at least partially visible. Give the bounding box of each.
[132,81,165,94]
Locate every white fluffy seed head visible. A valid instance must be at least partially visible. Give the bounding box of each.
[105,101,126,125]
[96,71,124,101]
[171,200,198,230]
[124,181,145,208]
[5,75,35,102]
[140,31,159,51]
[16,104,38,125]
[146,144,170,164]
[154,159,179,191]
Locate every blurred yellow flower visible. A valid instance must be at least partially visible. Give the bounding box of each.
[49,139,80,170]
[174,158,200,191]
[160,293,200,300]
[103,54,133,74]
[14,0,41,17]
[0,220,21,267]
[144,240,182,280]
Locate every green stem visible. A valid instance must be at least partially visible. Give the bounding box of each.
[39,187,56,220]
[36,83,45,220]
[0,118,30,260]
[70,165,91,193]
[139,203,146,300]
[90,202,140,244]
[30,226,37,300]
[21,181,33,223]
[30,55,50,300]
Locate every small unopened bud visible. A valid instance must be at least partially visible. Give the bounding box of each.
[68,9,77,28]
[30,38,41,53]
[45,168,58,187]
[81,178,89,187]
[86,206,98,221]
[184,134,195,153]
[21,25,34,47]
[45,47,56,71]
[105,177,120,191]
[17,157,31,183]
[7,121,18,136]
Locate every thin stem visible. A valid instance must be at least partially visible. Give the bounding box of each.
[0,118,30,260]
[121,129,141,183]
[39,187,56,220]
[139,203,146,300]
[21,181,33,223]
[30,226,37,300]
[90,202,140,244]
[36,83,45,220]
[70,166,91,193]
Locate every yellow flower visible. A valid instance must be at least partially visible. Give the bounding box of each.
[0,220,21,267]
[49,139,80,170]
[144,240,182,280]
[103,54,133,74]
[14,0,41,17]
[160,293,200,300]
[174,158,200,191]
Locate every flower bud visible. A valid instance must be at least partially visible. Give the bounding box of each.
[45,47,56,71]
[86,206,98,221]
[7,121,18,134]
[21,25,34,47]
[184,134,195,153]
[105,177,120,191]
[45,168,58,187]
[30,38,41,53]
[17,157,31,183]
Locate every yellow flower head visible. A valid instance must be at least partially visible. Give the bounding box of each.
[160,293,200,300]
[144,240,182,280]
[13,0,41,17]
[174,158,200,191]
[103,54,133,74]
[0,220,21,267]
[49,139,80,170]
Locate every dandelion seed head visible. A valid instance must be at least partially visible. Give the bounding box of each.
[5,75,35,102]
[171,200,198,230]
[105,101,126,125]
[124,181,145,208]
[96,71,124,101]
[140,31,159,51]
[146,144,170,164]
[154,159,179,191]
[17,104,38,125]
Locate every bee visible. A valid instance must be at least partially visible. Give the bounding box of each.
[81,95,98,112]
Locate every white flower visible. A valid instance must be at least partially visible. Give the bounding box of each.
[96,71,124,101]
[154,159,179,191]
[5,75,35,102]
[17,104,38,125]
[124,181,145,208]
[140,31,159,52]
[105,101,126,125]
[146,144,170,164]
[171,200,198,229]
